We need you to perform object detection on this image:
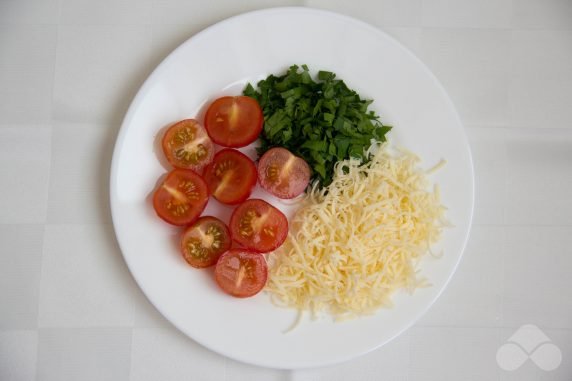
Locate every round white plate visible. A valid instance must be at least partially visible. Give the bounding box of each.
[110,7,474,369]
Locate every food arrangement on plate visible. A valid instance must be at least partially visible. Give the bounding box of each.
[151,64,447,320]
[111,8,474,367]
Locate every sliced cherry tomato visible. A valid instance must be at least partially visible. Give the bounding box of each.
[203,149,257,205]
[229,199,288,253]
[180,216,231,268]
[258,147,311,199]
[152,169,208,226]
[162,119,214,173]
[204,96,263,148]
[214,249,268,297]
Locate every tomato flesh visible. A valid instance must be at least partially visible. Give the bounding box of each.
[204,96,263,148]
[180,216,231,268]
[215,249,268,297]
[153,169,208,226]
[229,199,288,253]
[203,149,257,205]
[258,147,311,199]
[162,119,214,173]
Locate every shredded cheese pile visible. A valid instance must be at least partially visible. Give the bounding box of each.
[266,142,447,320]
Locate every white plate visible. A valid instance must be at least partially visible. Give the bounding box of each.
[110,7,474,369]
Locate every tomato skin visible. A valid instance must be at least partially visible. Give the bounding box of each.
[214,249,268,298]
[180,216,231,268]
[162,119,214,173]
[152,169,209,226]
[204,96,263,148]
[229,199,288,253]
[203,149,257,205]
[258,147,311,199]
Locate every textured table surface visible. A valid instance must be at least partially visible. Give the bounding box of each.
[1,1,571,380]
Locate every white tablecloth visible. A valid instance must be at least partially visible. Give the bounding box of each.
[1,1,571,380]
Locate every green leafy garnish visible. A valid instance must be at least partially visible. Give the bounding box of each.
[243,65,391,187]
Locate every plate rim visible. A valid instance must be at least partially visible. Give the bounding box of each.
[110,6,475,369]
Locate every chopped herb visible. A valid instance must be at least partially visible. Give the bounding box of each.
[243,65,391,187]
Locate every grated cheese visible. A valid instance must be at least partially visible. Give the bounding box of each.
[265,142,448,320]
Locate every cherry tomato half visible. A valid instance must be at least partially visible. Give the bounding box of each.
[214,249,268,297]
[229,199,288,253]
[162,119,214,173]
[152,169,208,226]
[180,216,231,268]
[203,149,257,205]
[204,96,263,148]
[258,147,311,199]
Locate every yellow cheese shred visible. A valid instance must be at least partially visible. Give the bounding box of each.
[266,142,447,321]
